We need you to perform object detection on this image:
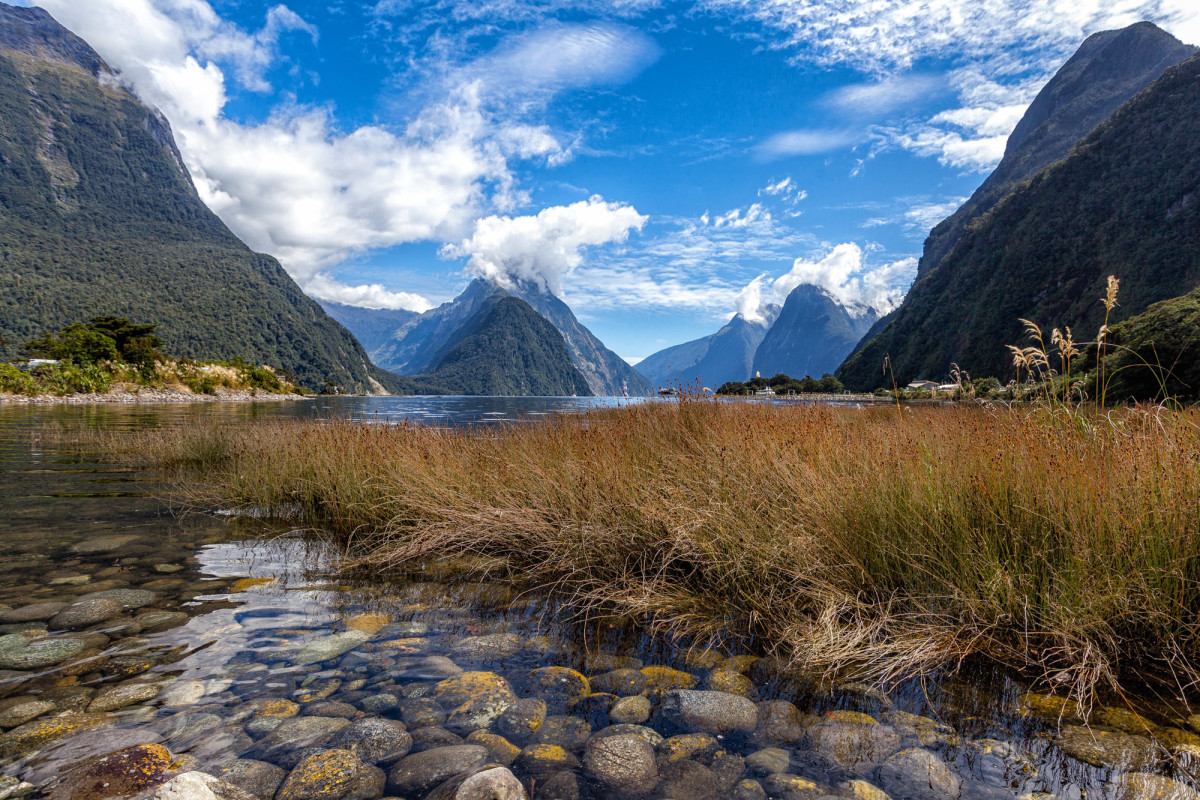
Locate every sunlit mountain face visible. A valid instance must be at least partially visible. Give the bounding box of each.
[20,0,1200,363]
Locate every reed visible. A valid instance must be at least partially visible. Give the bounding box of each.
[77,401,1200,705]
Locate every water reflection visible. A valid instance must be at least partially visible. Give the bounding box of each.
[0,401,1194,800]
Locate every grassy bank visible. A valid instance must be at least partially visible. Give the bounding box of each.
[79,400,1200,705]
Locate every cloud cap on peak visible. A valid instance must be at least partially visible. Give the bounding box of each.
[441,196,647,297]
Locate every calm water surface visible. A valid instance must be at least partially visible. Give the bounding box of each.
[0,397,1193,800]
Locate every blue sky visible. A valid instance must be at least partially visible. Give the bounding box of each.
[24,0,1200,362]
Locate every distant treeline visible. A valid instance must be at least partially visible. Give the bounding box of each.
[717,373,844,396]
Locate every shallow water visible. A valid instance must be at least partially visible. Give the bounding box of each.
[0,398,1195,800]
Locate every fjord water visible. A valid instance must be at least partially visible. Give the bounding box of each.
[0,399,1193,800]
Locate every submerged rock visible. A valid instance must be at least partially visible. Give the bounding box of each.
[388,745,489,796]
[452,766,528,800]
[582,733,658,792]
[292,631,371,666]
[609,695,650,725]
[660,690,758,734]
[496,698,546,743]
[275,749,386,800]
[0,636,87,670]
[330,718,413,765]
[1057,725,1160,770]
[875,748,961,800]
[207,759,287,798]
[433,672,518,734]
[47,599,124,631]
[0,700,54,729]
[151,771,257,800]
[46,743,172,800]
[0,713,109,758]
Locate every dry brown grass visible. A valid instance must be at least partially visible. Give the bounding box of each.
[79,400,1200,705]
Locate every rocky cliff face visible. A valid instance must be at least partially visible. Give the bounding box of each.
[839,50,1200,389]
[0,3,390,392]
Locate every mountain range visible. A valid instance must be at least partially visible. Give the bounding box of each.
[637,282,876,389]
[0,4,389,393]
[348,278,651,397]
[839,22,1200,390]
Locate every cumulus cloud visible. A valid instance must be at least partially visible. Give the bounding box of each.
[304,275,435,311]
[35,0,589,311]
[771,243,916,316]
[441,196,647,297]
[735,275,772,323]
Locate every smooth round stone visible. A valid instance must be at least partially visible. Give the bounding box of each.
[0,700,55,729]
[746,748,791,775]
[762,773,822,798]
[152,771,257,800]
[75,589,158,610]
[1056,725,1160,770]
[246,716,352,764]
[529,667,590,709]
[88,682,163,713]
[733,779,767,800]
[536,770,579,800]
[433,672,518,734]
[582,733,658,791]
[154,564,185,574]
[807,721,901,771]
[0,603,69,624]
[49,576,91,586]
[300,701,357,719]
[588,724,664,749]
[387,745,489,796]
[208,759,287,798]
[0,714,109,759]
[160,680,207,708]
[639,667,699,692]
[330,718,413,765]
[705,670,756,698]
[659,734,721,766]
[410,727,464,751]
[48,599,124,631]
[398,698,447,728]
[244,717,286,739]
[496,698,546,743]
[358,693,399,714]
[452,766,528,800]
[275,749,385,800]
[291,631,371,666]
[660,690,758,734]
[609,696,650,725]
[0,637,87,670]
[875,748,962,800]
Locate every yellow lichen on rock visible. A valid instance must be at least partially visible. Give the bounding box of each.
[639,666,698,692]
[344,613,389,635]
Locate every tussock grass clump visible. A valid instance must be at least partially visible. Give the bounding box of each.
[85,401,1200,704]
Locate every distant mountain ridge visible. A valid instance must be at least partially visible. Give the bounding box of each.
[369,278,651,396]
[0,3,389,392]
[318,302,419,355]
[637,308,778,390]
[839,46,1200,389]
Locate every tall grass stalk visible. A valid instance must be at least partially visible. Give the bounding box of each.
[78,402,1200,706]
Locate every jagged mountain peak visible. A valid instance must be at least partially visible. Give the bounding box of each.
[0,4,108,78]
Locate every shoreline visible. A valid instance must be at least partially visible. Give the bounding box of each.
[0,388,311,405]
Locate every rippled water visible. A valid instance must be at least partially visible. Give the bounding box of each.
[0,398,1195,800]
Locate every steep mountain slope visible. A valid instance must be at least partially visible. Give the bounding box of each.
[753,285,877,379]
[317,302,419,356]
[506,282,651,397]
[0,4,385,392]
[1092,286,1200,403]
[418,296,591,396]
[375,278,651,396]
[917,22,1195,279]
[839,52,1200,389]
[638,309,778,389]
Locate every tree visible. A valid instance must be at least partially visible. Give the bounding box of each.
[818,374,844,393]
[24,324,119,365]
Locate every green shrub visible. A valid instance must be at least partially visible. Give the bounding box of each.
[0,364,35,395]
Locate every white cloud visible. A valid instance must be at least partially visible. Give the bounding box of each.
[304,275,435,312]
[822,74,942,115]
[710,203,771,229]
[441,196,648,297]
[759,128,859,158]
[772,243,916,316]
[735,274,772,323]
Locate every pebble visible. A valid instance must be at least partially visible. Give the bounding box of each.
[151,771,257,799]
[875,748,962,800]
[209,759,287,798]
[466,731,521,766]
[452,766,528,800]
[661,690,759,733]
[516,743,580,771]
[88,681,163,712]
[75,589,158,609]
[0,636,87,670]
[45,743,171,800]
[0,603,69,624]
[331,717,413,764]
[746,747,790,775]
[292,631,371,666]
[0,700,55,729]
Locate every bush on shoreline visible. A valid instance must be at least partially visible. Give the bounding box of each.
[76,400,1200,707]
